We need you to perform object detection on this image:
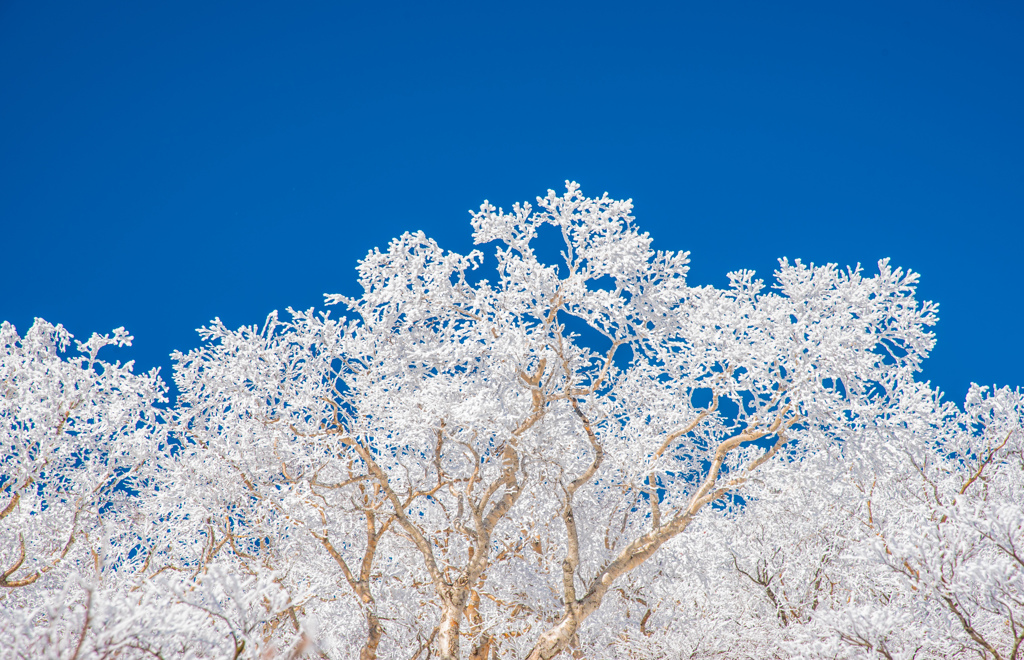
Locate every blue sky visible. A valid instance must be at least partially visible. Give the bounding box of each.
[1,1,1021,404]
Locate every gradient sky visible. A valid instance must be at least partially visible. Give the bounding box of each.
[2,1,1021,404]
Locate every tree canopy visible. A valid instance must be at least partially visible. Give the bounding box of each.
[2,184,1021,660]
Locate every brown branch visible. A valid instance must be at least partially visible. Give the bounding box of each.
[0,533,38,588]
[959,430,1012,495]
[0,491,20,524]
[649,394,720,528]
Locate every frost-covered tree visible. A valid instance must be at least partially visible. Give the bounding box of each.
[0,321,172,655]
[1,183,1020,660]
[650,382,1023,660]
[1,321,165,590]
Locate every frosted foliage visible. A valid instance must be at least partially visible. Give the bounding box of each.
[1,321,164,585]
[1,183,1020,659]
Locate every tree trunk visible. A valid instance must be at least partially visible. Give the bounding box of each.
[360,612,383,660]
[436,594,466,660]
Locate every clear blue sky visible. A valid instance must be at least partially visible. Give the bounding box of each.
[2,1,1021,404]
